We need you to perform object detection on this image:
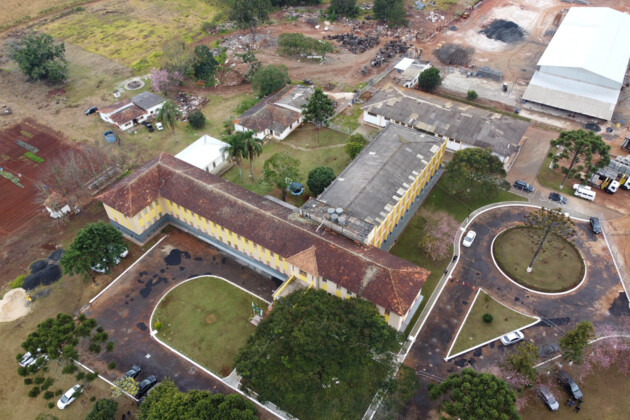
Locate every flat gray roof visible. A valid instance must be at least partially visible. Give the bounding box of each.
[363,85,529,158]
[318,123,443,224]
[132,91,165,111]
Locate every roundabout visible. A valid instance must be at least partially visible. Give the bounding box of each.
[492,226,586,294]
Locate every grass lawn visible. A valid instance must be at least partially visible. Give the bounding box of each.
[536,147,582,195]
[153,276,268,377]
[493,227,584,293]
[330,105,363,132]
[222,126,350,204]
[391,178,527,335]
[448,290,538,357]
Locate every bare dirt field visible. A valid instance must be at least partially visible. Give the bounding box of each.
[0,119,82,234]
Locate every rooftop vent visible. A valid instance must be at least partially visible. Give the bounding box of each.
[327,207,335,215]
[331,213,339,223]
[338,216,347,225]
[336,208,343,215]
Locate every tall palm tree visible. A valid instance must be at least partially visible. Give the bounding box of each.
[156,100,182,143]
[241,131,263,180]
[221,133,247,182]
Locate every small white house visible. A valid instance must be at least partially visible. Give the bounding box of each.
[174,135,230,174]
[394,58,432,89]
[98,92,166,130]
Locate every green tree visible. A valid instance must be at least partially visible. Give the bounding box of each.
[235,289,400,420]
[227,0,271,33]
[86,399,118,420]
[344,133,368,160]
[263,152,301,201]
[60,221,126,285]
[224,131,263,180]
[302,88,335,145]
[187,110,206,129]
[428,368,520,420]
[7,32,67,84]
[307,166,336,196]
[373,0,407,26]
[251,64,290,97]
[550,129,611,188]
[162,37,194,77]
[329,0,358,18]
[380,365,420,415]
[157,101,182,144]
[560,321,595,363]
[442,147,508,200]
[139,379,257,420]
[417,67,442,92]
[523,207,575,272]
[505,342,539,382]
[467,89,478,101]
[193,45,218,85]
[111,377,139,398]
[222,131,248,182]
[278,33,334,57]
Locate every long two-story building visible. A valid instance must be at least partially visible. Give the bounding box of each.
[97,153,430,332]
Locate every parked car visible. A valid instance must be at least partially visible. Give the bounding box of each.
[557,370,583,400]
[85,106,98,115]
[91,247,129,274]
[135,375,158,399]
[513,180,534,192]
[462,230,477,247]
[19,351,35,367]
[155,122,164,131]
[123,365,142,379]
[57,384,83,409]
[537,385,560,411]
[589,217,602,234]
[500,330,524,346]
[146,123,155,132]
[548,192,567,204]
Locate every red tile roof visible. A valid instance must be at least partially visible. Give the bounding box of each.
[98,153,429,316]
[108,105,147,126]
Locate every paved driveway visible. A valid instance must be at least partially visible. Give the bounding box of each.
[404,206,629,416]
[81,230,279,418]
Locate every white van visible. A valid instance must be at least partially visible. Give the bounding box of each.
[574,186,596,201]
[606,180,620,194]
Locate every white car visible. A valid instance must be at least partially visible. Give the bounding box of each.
[155,122,164,131]
[91,247,129,273]
[57,384,83,409]
[500,330,524,346]
[462,230,477,247]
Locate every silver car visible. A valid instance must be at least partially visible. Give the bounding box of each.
[537,385,559,411]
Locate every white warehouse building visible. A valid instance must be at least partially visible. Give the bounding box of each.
[523,7,630,121]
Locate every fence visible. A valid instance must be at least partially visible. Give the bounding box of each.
[353,65,395,100]
[327,123,353,135]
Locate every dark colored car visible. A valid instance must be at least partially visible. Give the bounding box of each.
[557,370,583,400]
[513,180,534,192]
[135,375,157,399]
[85,106,98,115]
[123,365,141,379]
[146,123,155,132]
[590,217,602,234]
[548,192,568,204]
[537,385,559,411]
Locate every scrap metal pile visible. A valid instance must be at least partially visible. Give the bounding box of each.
[370,40,411,67]
[324,33,380,54]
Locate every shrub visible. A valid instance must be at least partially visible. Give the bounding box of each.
[96,326,104,333]
[34,376,45,385]
[41,377,54,390]
[55,388,63,396]
[107,362,116,370]
[482,313,493,323]
[466,90,478,101]
[86,372,99,382]
[201,21,216,33]
[307,166,336,196]
[24,378,33,385]
[106,341,114,352]
[62,364,78,374]
[24,151,45,163]
[154,321,163,331]
[90,396,96,402]
[43,391,55,400]
[188,110,206,129]
[17,366,28,376]
[88,343,101,353]
[278,33,334,57]
[76,372,85,381]
[28,386,41,398]
[9,274,25,289]
[235,97,260,115]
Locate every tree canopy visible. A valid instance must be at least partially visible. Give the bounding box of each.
[157,101,182,143]
[505,342,539,382]
[328,0,359,18]
[86,399,118,420]
[523,207,575,272]
[442,147,508,200]
[417,67,442,92]
[139,379,257,420]
[222,131,248,181]
[560,321,595,363]
[263,152,301,201]
[307,166,336,196]
[550,129,610,188]
[251,64,290,97]
[344,133,368,160]
[373,0,408,27]
[302,88,335,145]
[227,0,271,33]
[7,31,67,84]
[187,109,206,129]
[418,209,459,261]
[193,45,218,85]
[60,221,126,284]
[428,368,520,420]
[234,290,400,420]
[278,33,334,57]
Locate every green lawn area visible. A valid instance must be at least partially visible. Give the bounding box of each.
[330,105,363,132]
[222,126,350,205]
[153,276,268,377]
[536,147,582,195]
[391,177,527,336]
[448,290,538,357]
[494,227,584,293]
